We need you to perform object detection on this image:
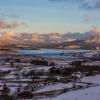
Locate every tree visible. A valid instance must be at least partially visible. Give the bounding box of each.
[2,84,10,94]
[0,84,14,100]
[14,58,21,68]
[71,61,82,67]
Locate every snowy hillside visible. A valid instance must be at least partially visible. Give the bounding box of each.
[40,75,100,100]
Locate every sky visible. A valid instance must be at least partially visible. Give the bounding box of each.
[0,0,100,34]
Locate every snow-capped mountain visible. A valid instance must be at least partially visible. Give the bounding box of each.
[0,28,100,50]
[0,32,76,45]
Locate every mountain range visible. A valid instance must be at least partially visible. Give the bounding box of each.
[0,28,100,50]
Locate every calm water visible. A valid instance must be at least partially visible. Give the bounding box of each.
[17,49,95,58]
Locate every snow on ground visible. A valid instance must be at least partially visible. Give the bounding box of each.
[5,74,15,78]
[40,75,100,100]
[37,83,73,93]
[34,66,51,72]
[81,75,100,84]
[0,67,14,71]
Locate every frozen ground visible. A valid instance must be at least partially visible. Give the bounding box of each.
[36,83,73,93]
[0,64,100,100]
[40,75,100,100]
[0,54,100,100]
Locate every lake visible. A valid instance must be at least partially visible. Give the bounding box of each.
[16,49,95,58]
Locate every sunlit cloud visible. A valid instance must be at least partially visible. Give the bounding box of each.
[0,20,27,29]
[0,21,19,29]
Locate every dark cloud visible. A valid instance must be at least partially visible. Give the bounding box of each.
[81,2,92,9]
[49,0,100,10]
[81,0,100,10]
[0,13,19,19]
[95,0,100,8]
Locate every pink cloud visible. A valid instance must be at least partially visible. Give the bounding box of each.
[0,21,19,29]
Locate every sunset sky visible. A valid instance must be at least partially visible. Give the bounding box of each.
[0,0,100,33]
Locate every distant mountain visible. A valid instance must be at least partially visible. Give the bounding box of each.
[63,32,94,40]
[0,32,76,45]
[46,40,97,49]
[0,29,99,50]
[41,33,76,43]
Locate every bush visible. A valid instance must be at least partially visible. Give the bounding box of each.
[17,91,33,99]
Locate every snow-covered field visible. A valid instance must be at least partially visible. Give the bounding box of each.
[0,54,100,100]
[40,75,100,100]
[37,83,73,93]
